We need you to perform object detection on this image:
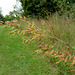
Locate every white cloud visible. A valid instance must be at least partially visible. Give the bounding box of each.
[0,0,16,16]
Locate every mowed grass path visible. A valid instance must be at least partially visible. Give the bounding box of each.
[0,25,58,75]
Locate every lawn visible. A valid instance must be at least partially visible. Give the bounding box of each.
[0,25,59,75]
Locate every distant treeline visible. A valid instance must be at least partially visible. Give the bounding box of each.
[19,0,75,18]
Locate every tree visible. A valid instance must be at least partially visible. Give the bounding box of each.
[5,10,17,21]
[19,0,59,18]
[18,0,75,18]
[0,7,5,23]
[14,1,24,16]
[5,15,10,21]
[57,0,75,16]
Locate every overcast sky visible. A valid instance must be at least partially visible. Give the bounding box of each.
[0,0,21,16]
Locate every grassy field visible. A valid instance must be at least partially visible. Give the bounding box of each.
[0,25,59,75]
[0,14,75,75]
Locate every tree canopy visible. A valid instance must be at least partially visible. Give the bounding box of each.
[19,0,59,18]
[18,0,75,18]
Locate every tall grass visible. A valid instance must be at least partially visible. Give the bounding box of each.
[3,13,75,74]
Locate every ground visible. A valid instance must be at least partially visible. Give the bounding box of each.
[0,25,59,75]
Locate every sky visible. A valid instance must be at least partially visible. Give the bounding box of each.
[0,0,21,16]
